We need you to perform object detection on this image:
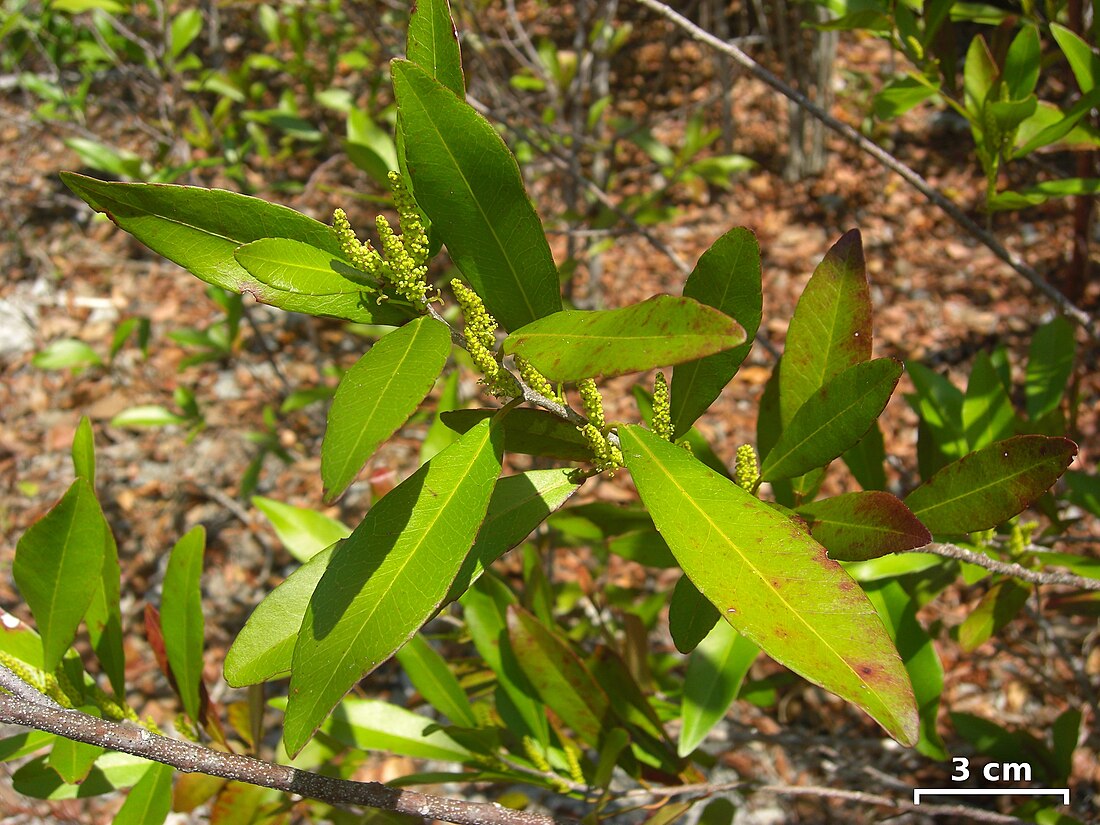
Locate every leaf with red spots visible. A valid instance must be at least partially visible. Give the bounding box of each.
[620,425,918,746]
[904,436,1078,534]
[502,295,746,382]
[779,230,872,427]
[798,492,931,562]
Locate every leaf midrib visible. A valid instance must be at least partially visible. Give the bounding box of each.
[908,446,1059,519]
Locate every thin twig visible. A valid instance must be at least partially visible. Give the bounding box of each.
[0,687,559,825]
[629,0,1097,338]
[911,542,1100,591]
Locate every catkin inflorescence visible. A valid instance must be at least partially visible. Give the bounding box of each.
[734,444,760,492]
[331,171,431,306]
[652,371,672,441]
[450,279,519,398]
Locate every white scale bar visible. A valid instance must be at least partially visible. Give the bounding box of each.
[914,789,1070,805]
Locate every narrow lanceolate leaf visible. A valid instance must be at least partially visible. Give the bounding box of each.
[446,469,583,601]
[285,419,503,755]
[392,60,561,330]
[234,239,412,325]
[71,416,96,487]
[779,230,871,425]
[319,698,474,763]
[958,579,1032,652]
[671,228,762,437]
[963,352,1017,451]
[395,634,476,727]
[506,605,610,747]
[503,295,746,382]
[797,492,932,562]
[85,515,126,698]
[678,621,759,757]
[162,526,206,723]
[442,408,592,461]
[113,762,174,825]
[761,358,902,482]
[322,317,451,502]
[620,425,918,746]
[13,479,105,673]
[904,436,1078,534]
[251,496,350,564]
[407,0,464,97]
[668,575,719,654]
[1025,316,1076,421]
[59,173,403,324]
[223,542,338,687]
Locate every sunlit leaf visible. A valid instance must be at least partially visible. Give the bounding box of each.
[252,496,350,563]
[1025,316,1075,421]
[798,492,931,562]
[620,425,917,745]
[503,295,746,382]
[113,762,174,825]
[963,352,1017,450]
[161,526,206,723]
[395,634,476,727]
[678,621,758,756]
[407,0,464,97]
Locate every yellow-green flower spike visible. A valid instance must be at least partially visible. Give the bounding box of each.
[734,444,760,493]
[653,372,672,441]
[0,650,43,694]
[1008,521,1037,557]
[522,736,552,773]
[516,356,561,402]
[580,423,623,474]
[332,208,383,278]
[577,378,606,430]
[376,214,429,304]
[451,279,519,398]
[563,740,585,785]
[388,170,429,266]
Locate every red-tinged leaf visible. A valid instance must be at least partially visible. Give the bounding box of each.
[761,358,902,482]
[905,436,1078,534]
[173,772,226,813]
[671,227,762,436]
[958,579,1032,652]
[506,605,610,747]
[779,230,871,426]
[13,478,105,673]
[161,526,206,724]
[798,492,932,562]
[210,781,267,825]
[620,425,918,746]
[503,295,746,382]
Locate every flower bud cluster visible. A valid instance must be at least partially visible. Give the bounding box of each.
[450,279,519,398]
[516,356,561,403]
[734,444,760,492]
[652,372,672,441]
[331,171,431,306]
[577,379,605,430]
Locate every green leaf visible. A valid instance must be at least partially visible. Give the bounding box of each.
[48,707,103,784]
[964,35,997,114]
[503,295,746,382]
[1002,26,1040,100]
[234,238,412,326]
[1050,23,1099,93]
[1026,316,1076,421]
[905,436,1078,534]
[316,698,474,763]
[460,575,549,746]
[619,425,918,746]
[224,543,338,687]
[441,408,592,461]
[321,317,451,502]
[797,492,931,562]
[406,0,464,97]
[33,339,103,371]
[907,361,968,476]
[395,634,476,727]
[446,469,583,602]
[284,418,503,755]
[392,60,561,331]
[161,526,206,723]
[110,406,189,429]
[71,416,96,487]
[252,496,350,564]
[421,371,461,464]
[779,230,871,426]
[608,529,678,568]
[12,752,151,800]
[169,8,203,60]
[842,421,887,491]
[668,574,718,654]
[1063,471,1100,518]
[112,762,173,825]
[506,605,610,747]
[864,580,946,759]
[85,513,126,698]
[958,578,1031,651]
[963,352,1017,450]
[678,621,758,757]
[1014,86,1100,156]
[671,228,762,436]
[13,479,105,672]
[873,76,940,119]
[59,173,399,324]
[761,358,902,482]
